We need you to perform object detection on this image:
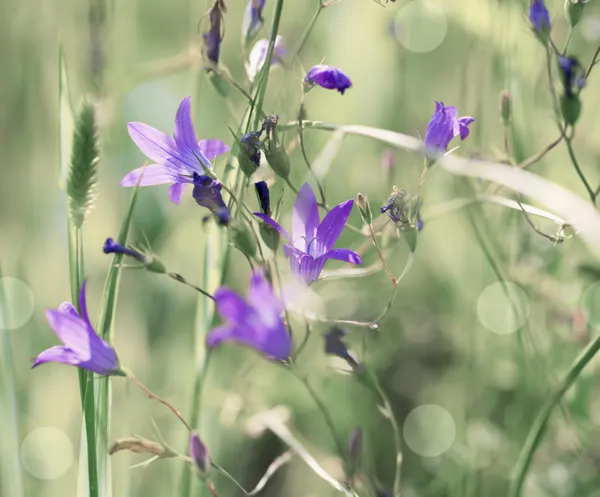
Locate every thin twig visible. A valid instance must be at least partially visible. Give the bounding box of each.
[168,272,216,301]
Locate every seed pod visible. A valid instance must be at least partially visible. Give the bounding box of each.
[356,193,373,225]
[230,221,257,259]
[499,90,512,125]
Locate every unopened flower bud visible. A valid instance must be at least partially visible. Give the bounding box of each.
[565,0,586,27]
[229,221,257,259]
[344,427,363,481]
[561,93,582,126]
[264,140,291,180]
[189,431,210,476]
[259,223,280,251]
[356,193,373,225]
[499,90,512,125]
[238,130,262,177]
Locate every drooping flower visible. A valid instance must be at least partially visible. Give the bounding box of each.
[558,55,585,96]
[32,281,123,376]
[191,173,230,225]
[242,0,266,44]
[254,183,361,285]
[203,0,227,65]
[255,181,279,251]
[255,181,271,216]
[189,431,210,475]
[529,0,551,36]
[423,101,475,157]
[304,65,352,95]
[324,326,360,370]
[245,36,286,83]
[206,269,291,360]
[120,97,230,221]
[103,238,147,264]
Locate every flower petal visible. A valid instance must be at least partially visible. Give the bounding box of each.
[247,269,283,326]
[292,183,320,252]
[457,116,475,140]
[206,323,291,360]
[79,281,91,328]
[214,288,251,326]
[169,182,187,204]
[32,346,81,369]
[253,213,292,242]
[285,247,324,285]
[315,199,354,254]
[120,164,177,187]
[199,139,230,160]
[174,97,202,156]
[323,248,362,265]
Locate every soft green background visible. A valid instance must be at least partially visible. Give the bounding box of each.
[3,0,600,496]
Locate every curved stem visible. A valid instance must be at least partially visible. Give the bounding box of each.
[298,102,327,207]
[565,134,595,204]
[127,372,192,432]
[507,332,600,497]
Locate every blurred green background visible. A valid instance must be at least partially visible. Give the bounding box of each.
[3,0,600,496]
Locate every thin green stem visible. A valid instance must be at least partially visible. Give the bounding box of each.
[565,134,595,204]
[563,27,573,55]
[291,0,323,59]
[298,102,327,207]
[167,272,216,301]
[374,381,402,497]
[584,45,600,79]
[507,331,600,497]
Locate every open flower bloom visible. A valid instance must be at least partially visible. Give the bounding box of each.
[245,36,286,83]
[423,101,475,157]
[206,270,291,360]
[120,96,230,211]
[255,183,362,285]
[32,282,122,376]
[304,65,352,95]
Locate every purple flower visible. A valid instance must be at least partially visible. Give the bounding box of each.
[103,238,147,263]
[242,0,266,43]
[304,65,352,95]
[189,431,210,475]
[192,173,230,225]
[529,0,551,35]
[423,101,475,156]
[255,181,271,216]
[203,0,226,65]
[121,97,230,215]
[255,183,361,285]
[559,56,585,96]
[206,269,291,360]
[32,282,122,376]
[324,327,360,370]
[246,36,286,83]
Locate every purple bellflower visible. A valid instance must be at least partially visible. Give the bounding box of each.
[423,101,475,157]
[203,0,226,65]
[246,36,286,83]
[558,56,585,96]
[189,431,210,475]
[324,327,360,371]
[32,281,123,376]
[254,183,362,285]
[529,0,551,36]
[206,269,291,360]
[120,97,230,221]
[242,0,266,43]
[304,65,353,95]
[103,238,147,264]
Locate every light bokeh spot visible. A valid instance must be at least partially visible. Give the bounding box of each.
[477,282,530,335]
[394,1,448,53]
[21,427,73,480]
[580,281,600,331]
[0,277,35,330]
[403,404,456,457]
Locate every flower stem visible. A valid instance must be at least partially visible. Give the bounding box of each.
[565,134,595,205]
[168,272,216,301]
[584,45,600,79]
[298,102,328,207]
[369,224,395,285]
[507,331,600,497]
[291,0,323,59]
[127,372,192,432]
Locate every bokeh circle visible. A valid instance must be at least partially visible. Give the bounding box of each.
[403,404,456,457]
[21,427,73,480]
[0,277,35,330]
[477,282,530,335]
[394,1,448,53]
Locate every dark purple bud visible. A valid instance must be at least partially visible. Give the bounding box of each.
[203,0,226,65]
[529,0,551,37]
[254,181,271,216]
[189,431,210,475]
[103,238,147,264]
[192,173,230,225]
[239,130,263,176]
[324,327,360,371]
[304,65,352,95]
[242,0,266,44]
[344,427,363,481]
[559,55,584,97]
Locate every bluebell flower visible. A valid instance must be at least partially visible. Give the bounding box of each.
[304,65,352,95]
[206,269,291,360]
[120,97,230,207]
[324,327,360,370]
[246,36,286,83]
[203,0,226,65]
[242,0,266,43]
[559,56,584,96]
[33,281,123,376]
[255,181,271,216]
[191,173,230,225]
[189,431,210,475]
[103,238,147,263]
[529,0,551,36]
[423,101,475,157]
[254,183,362,285]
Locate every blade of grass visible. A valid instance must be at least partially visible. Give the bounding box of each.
[0,266,25,497]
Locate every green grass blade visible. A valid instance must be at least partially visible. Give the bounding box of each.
[0,266,25,497]
[58,44,75,189]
